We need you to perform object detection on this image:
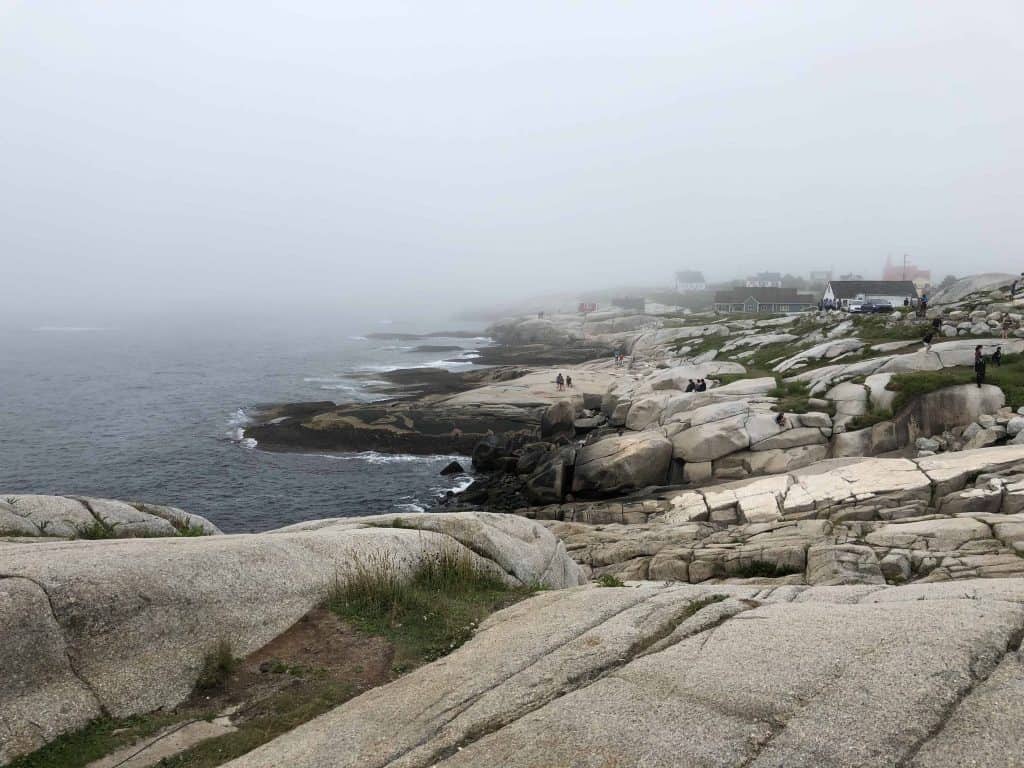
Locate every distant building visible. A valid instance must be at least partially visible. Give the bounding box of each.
[674,270,706,292]
[883,255,931,293]
[839,273,863,281]
[713,287,816,314]
[809,270,832,282]
[823,280,919,308]
[578,302,597,314]
[745,272,783,288]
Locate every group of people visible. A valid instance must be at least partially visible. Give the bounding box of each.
[684,379,709,392]
[554,372,573,391]
[613,353,627,367]
[975,344,1003,387]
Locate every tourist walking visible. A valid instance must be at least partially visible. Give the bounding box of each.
[922,331,934,350]
[993,346,1003,367]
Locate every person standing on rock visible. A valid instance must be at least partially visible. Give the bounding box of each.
[975,346,987,387]
[555,373,564,391]
[565,374,573,389]
[1003,317,1011,339]
[922,331,934,350]
[993,346,1003,367]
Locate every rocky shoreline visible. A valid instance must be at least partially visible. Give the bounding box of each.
[11,274,1024,766]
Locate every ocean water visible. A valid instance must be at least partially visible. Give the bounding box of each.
[0,317,487,532]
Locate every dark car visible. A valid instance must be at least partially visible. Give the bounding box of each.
[850,301,893,314]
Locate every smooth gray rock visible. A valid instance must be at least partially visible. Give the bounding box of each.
[572,431,673,495]
[0,512,582,763]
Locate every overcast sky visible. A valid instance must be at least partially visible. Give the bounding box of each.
[2,1,1022,322]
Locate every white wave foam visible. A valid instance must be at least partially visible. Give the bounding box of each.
[241,437,258,449]
[394,503,426,513]
[318,451,467,465]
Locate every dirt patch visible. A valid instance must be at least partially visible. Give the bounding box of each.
[196,608,396,724]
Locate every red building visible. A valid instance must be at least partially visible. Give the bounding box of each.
[883,256,931,292]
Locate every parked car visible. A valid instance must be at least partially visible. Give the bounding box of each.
[847,301,894,314]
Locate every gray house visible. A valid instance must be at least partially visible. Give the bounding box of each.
[713,287,816,314]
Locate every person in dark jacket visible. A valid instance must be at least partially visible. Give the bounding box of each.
[685,379,696,392]
[993,346,1002,367]
[695,379,707,392]
[922,331,934,350]
[974,347,987,387]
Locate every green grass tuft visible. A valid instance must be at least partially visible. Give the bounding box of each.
[326,547,531,664]
[195,639,237,691]
[595,573,626,587]
[846,405,894,431]
[74,519,116,540]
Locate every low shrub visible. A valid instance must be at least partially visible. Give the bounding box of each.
[595,573,625,588]
[732,560,803,579]
[195,638,237,690]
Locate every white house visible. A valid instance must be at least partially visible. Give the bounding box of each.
[823,280,919,308]
[674,270,706,292]
[745,271,783,288]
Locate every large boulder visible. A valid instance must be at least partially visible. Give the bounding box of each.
[929,273,1014,305]
[0,494,221,538]
[0,512,583,763]
[572,431,673,495]
[539,400,575,440]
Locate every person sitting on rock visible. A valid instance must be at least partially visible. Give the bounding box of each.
[555,373,564,391]
[695,379,707,392]
[993,346,1003,367]
[685,379,696,392]
[775,411,787,427]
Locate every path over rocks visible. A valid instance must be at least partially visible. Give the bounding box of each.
[227,579,1024,768]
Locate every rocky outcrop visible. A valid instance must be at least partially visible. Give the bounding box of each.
[0,512,582,763]
[929,273,1015,304]
[0,495,221,538]
[517,446,1024,587]
[224,578,1024,768]
[572,431,673,495]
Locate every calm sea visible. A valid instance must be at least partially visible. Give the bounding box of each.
[0,316,487,532]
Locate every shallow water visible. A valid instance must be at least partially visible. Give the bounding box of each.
[0,318,485,532]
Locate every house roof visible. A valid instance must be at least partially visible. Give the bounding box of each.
[827,280,918,299]
[675,270,705,282]
[713,287,810,304]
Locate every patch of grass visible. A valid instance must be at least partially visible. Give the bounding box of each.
[327,547,533,666]
[595,573,626,587]
[887,353,1024,411]
[846,405,894,431]
[6,714,184,768]
[74,519,116,540]
[195,639,238,691]
[768,379,812,413]
[168,515,209,537]
[852,315,929,342]
[732,560,803,579]
[683,594,728,616]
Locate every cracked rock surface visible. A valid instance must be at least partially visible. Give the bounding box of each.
[225,579,1024,768]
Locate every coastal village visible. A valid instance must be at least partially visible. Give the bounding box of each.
[7,270,1024,766]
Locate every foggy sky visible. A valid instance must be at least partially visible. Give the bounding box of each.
[2,2,1022,323]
